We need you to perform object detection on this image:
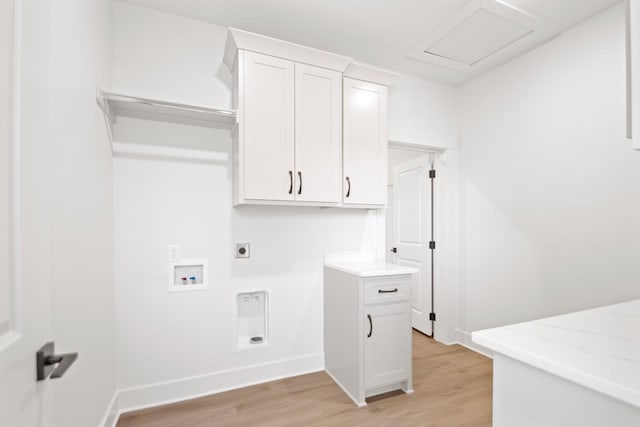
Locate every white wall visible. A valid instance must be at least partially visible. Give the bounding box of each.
[388,74,458,149]
[48,1,117,426]
[457,3,640,345]
[112,2,386,408]
[113,1,231,108]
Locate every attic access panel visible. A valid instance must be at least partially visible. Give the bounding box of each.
[408,0,552,73]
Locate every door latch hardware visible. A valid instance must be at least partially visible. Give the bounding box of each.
[36,342,78,381]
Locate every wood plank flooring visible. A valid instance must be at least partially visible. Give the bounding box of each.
[117,332,493,427]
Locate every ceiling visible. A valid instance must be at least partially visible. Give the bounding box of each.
[119,0,621,86]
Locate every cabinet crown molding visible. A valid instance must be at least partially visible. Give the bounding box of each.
[223,27,353,72]
[343,61,399,87]
[223,28,399,87]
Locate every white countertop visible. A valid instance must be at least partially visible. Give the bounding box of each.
[473,299,640,408]
[324,261,418,277]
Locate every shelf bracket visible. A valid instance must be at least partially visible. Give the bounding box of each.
[95,88,115,152]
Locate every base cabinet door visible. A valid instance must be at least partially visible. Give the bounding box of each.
[364,302,411,389]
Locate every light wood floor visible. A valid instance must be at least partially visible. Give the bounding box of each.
[117,332,493,427]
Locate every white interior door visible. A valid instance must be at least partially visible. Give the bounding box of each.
[242,50,295,201]
[392,155,433,336]
[0,1,55,424]
[294,63,341,203]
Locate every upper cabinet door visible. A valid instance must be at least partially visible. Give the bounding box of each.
[342,78,388,206]
[241,51,295,201]
[294,64,342,203]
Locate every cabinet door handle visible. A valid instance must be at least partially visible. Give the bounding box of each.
[297,171,302,195]
[288,171,293,194]
[346,177,351,198]
[367,314,373,338]
[378,288,398,294]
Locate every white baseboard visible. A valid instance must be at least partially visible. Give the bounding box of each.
[100,392,120,427]
[113,352,324,419]
[325,369,366,407]
[101,334,490,426]
[454,328,494,359]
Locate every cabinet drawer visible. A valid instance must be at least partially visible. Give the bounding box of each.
[364,278,409,305]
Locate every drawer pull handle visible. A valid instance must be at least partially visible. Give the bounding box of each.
[378,288,398,294]
[367,314,373,338]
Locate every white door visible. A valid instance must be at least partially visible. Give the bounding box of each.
[241,50,295,201]
[294,63,341,203]
[342,77,387,206]
[392,155,433,335]
[1,1,54,424]
[364,302,411,389]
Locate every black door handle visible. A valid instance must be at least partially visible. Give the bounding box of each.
[367,314,373,338]
[288,171,293,194]
[378,288,398,294]
[37,342,78,381]
[346,177,351,198]
[297,171,302,195]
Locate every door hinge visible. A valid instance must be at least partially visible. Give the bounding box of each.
[429,312,436,322]
[429,241,436,250]
[429,169,436,179]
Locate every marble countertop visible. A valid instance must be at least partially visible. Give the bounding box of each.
[473,299,640,408]
[324,261,418,277]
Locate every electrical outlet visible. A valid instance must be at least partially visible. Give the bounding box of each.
[168,244,180,262]
[236,243,250,258]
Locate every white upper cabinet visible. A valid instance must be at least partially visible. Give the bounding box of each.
[225,28,396,207]
[233,50,342,206]
[295,64,342,203]
[240,51,295,202]
[342,78,388,207]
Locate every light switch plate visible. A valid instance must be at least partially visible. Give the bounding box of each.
[235,243,250,258]
[168,244,180,262]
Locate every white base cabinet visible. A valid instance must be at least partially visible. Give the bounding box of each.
[324,265,413,406]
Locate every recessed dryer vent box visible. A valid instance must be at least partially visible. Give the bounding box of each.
[235,291,268,350]
[168,259,208,292]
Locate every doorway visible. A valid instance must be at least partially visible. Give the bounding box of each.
[386,146,436,337]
